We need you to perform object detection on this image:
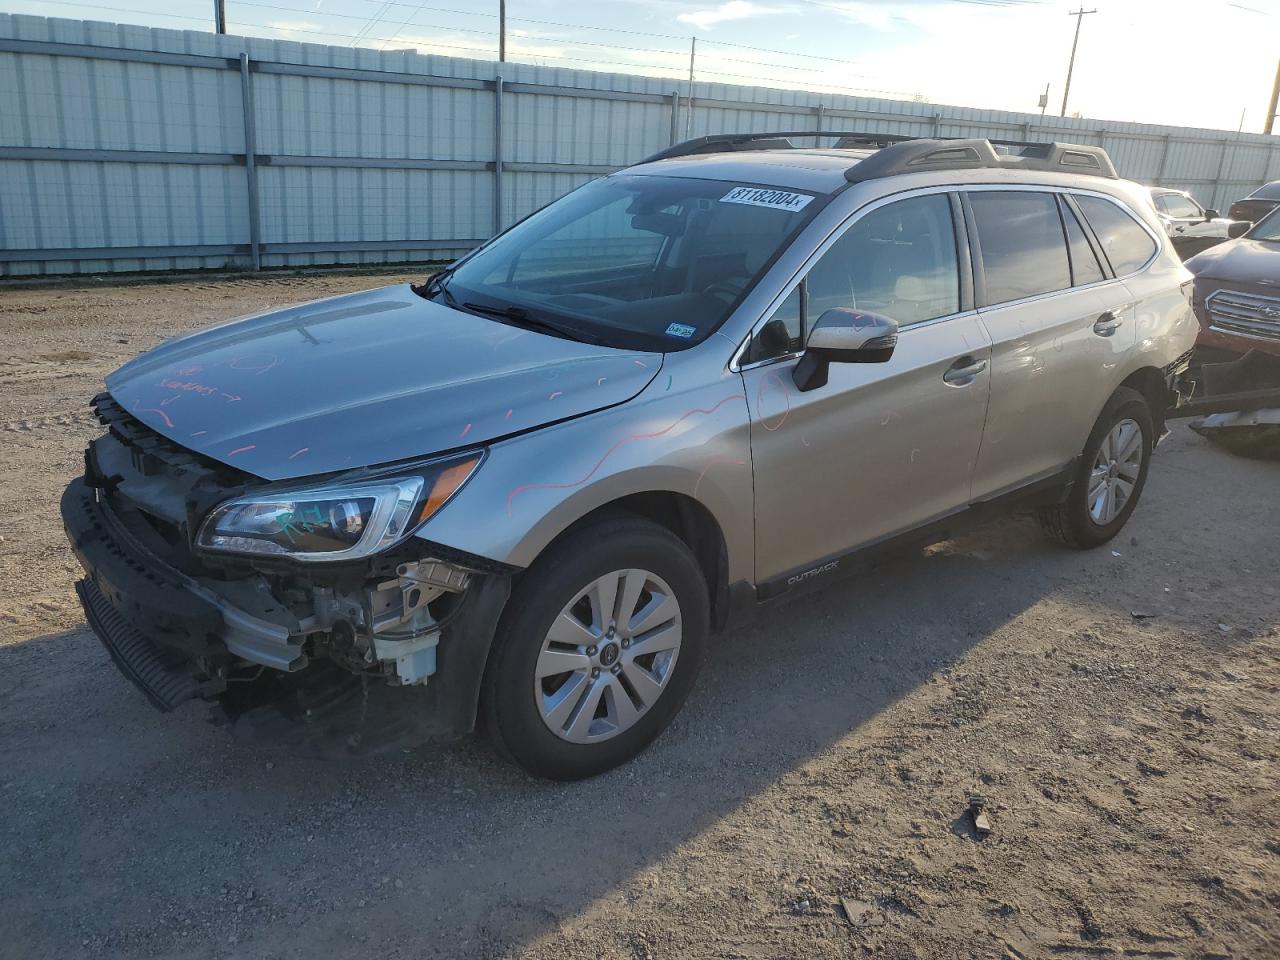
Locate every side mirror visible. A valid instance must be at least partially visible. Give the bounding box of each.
[793,308,898,392]
[1227,220,1251,239]
[1204,208,1221,221]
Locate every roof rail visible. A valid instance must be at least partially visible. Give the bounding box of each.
[639,131,913,164]
[639,130,1118,182]
[842,137,1118,182]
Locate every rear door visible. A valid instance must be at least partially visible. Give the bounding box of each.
[742,191,992,585]
[967,188,1135,500]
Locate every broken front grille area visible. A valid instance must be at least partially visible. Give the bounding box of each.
[87,393,259,575]
[1206,290,1280,342]
[91,392,252,482]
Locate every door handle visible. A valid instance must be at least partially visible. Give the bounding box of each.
[1093,311,1124,337]
[943,356,988,385]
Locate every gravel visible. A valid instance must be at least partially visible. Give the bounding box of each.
[1,272,1278,960]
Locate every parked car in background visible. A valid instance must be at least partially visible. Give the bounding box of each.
[1182,205,1280,457]
[1185,204,1280,360]
[63,133,1198,779]
[1149,187,1247,259]
[1227,181,1280,224]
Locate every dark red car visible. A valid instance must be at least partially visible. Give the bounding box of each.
[1185,204,1280,360]
[1181,206,1280,457]
[1227,181,1280,225]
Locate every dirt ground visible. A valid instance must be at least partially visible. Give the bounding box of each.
[1,273,1277,960]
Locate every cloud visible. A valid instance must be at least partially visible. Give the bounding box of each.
[677,1,787,30]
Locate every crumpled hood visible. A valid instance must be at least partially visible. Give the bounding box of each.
[106,284,662,480]
[1186,239,1280,287]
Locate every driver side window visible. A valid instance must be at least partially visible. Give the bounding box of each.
[747,193,961,363]
[1157,193,1202,220]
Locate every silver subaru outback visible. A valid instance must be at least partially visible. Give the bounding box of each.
[63,134,1197,779]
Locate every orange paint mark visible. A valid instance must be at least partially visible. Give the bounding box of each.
[692,457,746,499]
[288,447,309,460]
[229,354,278,375]
[504,409,513,420]
[135,406,175,429]
[548,391,563,400]
[160,379,218,396]
[459,422,473,438]
[756,372,791,432]
[227,445,256,457]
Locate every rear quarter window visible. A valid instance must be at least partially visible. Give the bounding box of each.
[1075,195,1158,276]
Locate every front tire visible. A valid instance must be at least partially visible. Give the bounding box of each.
[483,515,708,780]
[1039,386,1153,549]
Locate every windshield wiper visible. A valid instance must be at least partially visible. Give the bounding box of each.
[462,301,603,345]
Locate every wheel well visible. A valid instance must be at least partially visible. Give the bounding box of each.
[1119,367,1168,436]
[558,492,731,632]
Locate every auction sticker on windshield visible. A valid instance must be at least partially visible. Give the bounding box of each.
[720,186,814,212]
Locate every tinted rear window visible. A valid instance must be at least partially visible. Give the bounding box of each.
[969,191,1071,305]
[1076,196,1157,276]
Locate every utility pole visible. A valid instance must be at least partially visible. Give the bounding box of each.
[685,37,696,138]
[1265,58,1279,135]
[1039,82,1050,117]
[214,0,226,33]
[498,0,506,61]
[1060,7,1096,118]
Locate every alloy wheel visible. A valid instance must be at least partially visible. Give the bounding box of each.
[1088,417,1144,525]
[533,568,682,743]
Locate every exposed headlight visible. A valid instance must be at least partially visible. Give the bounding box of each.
[197,453,482,561]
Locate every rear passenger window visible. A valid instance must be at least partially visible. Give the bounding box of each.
[1062,201,1106,286]
[969,191,1070,305]
[1076,195,1158,275]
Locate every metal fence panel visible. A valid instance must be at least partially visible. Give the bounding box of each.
[1,12,1277,276]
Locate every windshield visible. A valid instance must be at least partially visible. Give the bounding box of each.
[431,174,827,351]
[1249,205,1280,241]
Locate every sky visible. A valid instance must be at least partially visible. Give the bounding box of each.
[9,0,1280,132]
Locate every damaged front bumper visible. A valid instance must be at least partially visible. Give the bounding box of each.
[62,472,511,751]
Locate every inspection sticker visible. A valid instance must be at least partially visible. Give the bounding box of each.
[665,322,697,339]
[720,186,814,212]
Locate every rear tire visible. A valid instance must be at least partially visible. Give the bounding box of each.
[1039,386,1154,549]
[482,515,708,780]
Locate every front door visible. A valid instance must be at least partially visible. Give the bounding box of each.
[743,192,992,586]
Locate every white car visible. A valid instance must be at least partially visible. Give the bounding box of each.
[1149,187,1248,259]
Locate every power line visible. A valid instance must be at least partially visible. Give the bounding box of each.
[25,0,924,101]
[223,0,876,73]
